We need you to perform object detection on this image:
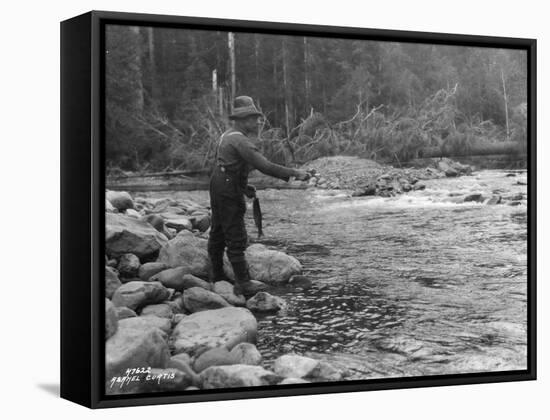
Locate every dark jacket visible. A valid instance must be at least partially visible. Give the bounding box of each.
[214,128,299,191]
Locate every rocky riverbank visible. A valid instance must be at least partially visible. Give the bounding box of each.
[105,190,346,394]
[300,156,473,196]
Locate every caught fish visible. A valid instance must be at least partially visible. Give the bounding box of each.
[252,196,263,238]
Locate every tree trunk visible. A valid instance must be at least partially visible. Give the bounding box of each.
[304,37,310,114]
[228,32,236,103]
[282,37,294,133]
[147,27,156,100]
[282,37,296,163]
[501,67,510,141]
[255,34,260,97]
[130,26,145,114]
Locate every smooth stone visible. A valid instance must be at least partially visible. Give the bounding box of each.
[191,214,211,232]
[105,266,122,299]
[200,365,280,389]
[163,215,193,232]
[272,354,320,378]
[151,269,211,291]
[213,281,246,306]
[124,315,172,335]
[115,306,137,320]
[171,307,257,357]
[167,354,201,387]
[183,287,230,313]
[106,199,116,213]
[313,361,344,381]
[140,303,174,319]
[463,193,484,203]
[351,186,376,197]
[106,213,168,259]
[246,292,286,313]
[413,183,426,191]
[140,214,165,233]
[125,209,141,219]
[106,299,118,339]
[117,253,140,278]
[193,347,235,373]
[288,275,312,290]
[229,343,262,366]
[111,281,170,311]
[105,318,170,378]
[106,191,134,211]
[138,262,169,281]
[224,244,302,285]
[157,231,210,276]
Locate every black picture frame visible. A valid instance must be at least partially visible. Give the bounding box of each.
[60,10,537,409]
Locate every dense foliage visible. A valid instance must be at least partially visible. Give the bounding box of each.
[105,25,527,172]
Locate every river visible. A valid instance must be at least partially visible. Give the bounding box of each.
[143,169,528,380]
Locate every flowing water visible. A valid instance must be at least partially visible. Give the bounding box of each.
[147,169,528,379]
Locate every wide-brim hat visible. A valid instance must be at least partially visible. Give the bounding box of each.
[229,95,264,120]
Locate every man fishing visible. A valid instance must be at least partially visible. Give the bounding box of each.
[208,95,311,297]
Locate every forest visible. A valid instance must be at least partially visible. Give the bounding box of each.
[105,24,528,173]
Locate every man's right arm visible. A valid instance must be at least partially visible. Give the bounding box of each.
[234,137,300,182]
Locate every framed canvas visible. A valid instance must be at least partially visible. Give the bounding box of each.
[60,10,536,409]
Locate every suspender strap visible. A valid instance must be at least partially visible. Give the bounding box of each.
[215,130,244,167]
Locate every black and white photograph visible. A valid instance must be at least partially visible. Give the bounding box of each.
[102,20,531,397]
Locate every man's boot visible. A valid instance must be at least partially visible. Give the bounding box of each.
[231,260,267,298]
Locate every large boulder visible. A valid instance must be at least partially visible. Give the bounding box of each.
[172,307,257,357]
[111,281,170,311]
[183,287,231,313]
[106,191,134,211]
[138,262,169,281]
[157,231,210,276]
[225,244,302,285]
[272,354,320,378]
[150,268,211,291]
[106,213,168,259]
[200,365,280,389]
[105,318,170,378]
[105,299,118,339]
[117,253,140,278]
[105,266,122,299]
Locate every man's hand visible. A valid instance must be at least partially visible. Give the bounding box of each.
[244,184,256,199]
[294,170,311,182]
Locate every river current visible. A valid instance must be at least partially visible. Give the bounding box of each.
[146,169,528,379]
